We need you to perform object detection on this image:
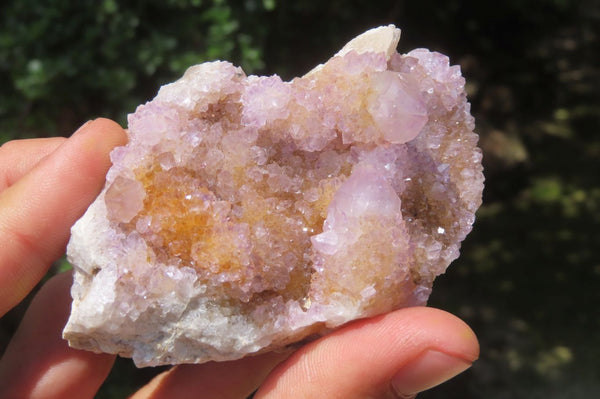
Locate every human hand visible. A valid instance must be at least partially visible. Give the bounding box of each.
[0,119,479,398]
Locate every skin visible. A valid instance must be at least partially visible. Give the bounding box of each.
[0,119,479,398]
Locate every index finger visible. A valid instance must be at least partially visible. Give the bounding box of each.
[0,137,66,192]
[0,119,127,317]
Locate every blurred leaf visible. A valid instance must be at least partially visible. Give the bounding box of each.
[529,178,563,203]
[263,0,276,11]
[56,257,73,273]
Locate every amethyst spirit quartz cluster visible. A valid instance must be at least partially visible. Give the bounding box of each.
[63,25,484,367]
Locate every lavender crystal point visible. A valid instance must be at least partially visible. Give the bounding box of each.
[63,25,484,367]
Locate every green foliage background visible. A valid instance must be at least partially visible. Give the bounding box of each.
[1,0,599,397]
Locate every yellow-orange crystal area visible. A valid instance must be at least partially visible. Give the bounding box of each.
[121,149,348,303]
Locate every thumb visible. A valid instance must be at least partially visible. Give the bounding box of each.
[255,307,479,398]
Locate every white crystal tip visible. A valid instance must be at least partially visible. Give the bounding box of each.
[336,24,401,59]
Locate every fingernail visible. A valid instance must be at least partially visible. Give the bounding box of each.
[391,350,472,397]
[72,119,95,136]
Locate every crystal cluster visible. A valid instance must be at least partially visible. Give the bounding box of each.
[63,25,484,367]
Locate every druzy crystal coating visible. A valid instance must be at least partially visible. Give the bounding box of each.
[63,26,484,367]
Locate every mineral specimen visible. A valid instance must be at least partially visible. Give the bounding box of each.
[63,25,484,367]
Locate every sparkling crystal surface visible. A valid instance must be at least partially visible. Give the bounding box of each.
[63,25,484,367]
